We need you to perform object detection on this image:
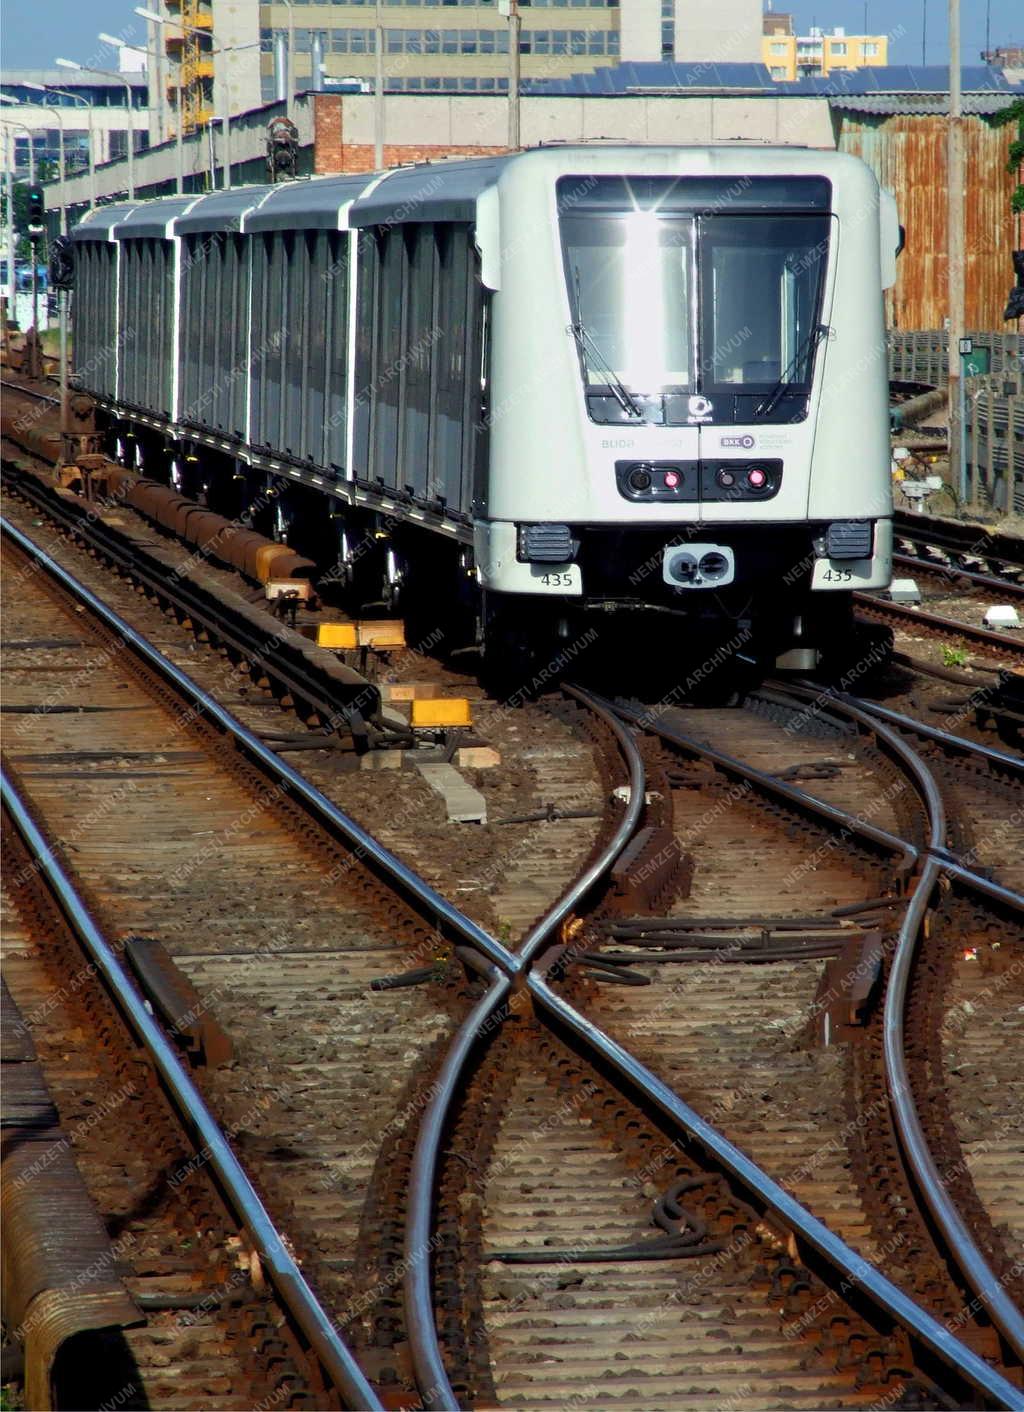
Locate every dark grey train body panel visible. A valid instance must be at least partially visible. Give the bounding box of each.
[173,189,270,436]
[117,238,175,417]
[352,221,484,518]
[70,205,137,404]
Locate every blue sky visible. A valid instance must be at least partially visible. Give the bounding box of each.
[2,0,1020,71]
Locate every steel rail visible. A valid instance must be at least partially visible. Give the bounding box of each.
[404,681,1022,1410]
[830,692,1023,776]
[404,965,512,1412]
[740,680,1024,1361]
[892,510,1024,578]
[893,551,1024,601]
[0,769,384,1412]
[517,683,647,967]
[3,466,392,749]
[403,684,647,1410]
[11,515,1018,1405]
[530,688,1024,1407]
[525,974,1023,1409]
[773,683,1024,910]
[854,593,1024,656]
[611,691,1020,904]
[0,375,59,405]
[606,694,920,864]
[0,516,518,978]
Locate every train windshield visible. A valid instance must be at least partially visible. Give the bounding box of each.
[563,213,694,404]
[558,176,832,425]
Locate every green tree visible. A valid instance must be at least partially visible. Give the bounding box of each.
[991,97,1024,215]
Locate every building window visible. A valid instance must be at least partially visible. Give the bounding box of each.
[830,41,846,55]
[770,65,787,77]
[770,41,787,54]
[325,27,377,52]
[863,41,879,55]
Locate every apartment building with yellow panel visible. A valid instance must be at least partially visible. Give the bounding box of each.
[762,13,887,82]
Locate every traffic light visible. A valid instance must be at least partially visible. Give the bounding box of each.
[27,184,45,233]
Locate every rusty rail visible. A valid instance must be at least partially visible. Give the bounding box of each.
[5,514,1019,1409]
[775,680,1024,1363]
[0,769,383,1411]
[402,682,1023,1411]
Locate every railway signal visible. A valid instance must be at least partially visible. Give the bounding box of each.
[27,184,45,235]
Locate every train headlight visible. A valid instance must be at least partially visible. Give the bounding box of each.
[628,465,653,492]
[747,467,768,490]
[663,543,735,589]
[697,551,730,582]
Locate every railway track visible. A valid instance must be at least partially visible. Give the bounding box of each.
[854,512,1024,665]
[4,372,1024,1407]
[891,511,1024,588]
[855,594,1024,661]
[560,687,1024,1379]
[5,521,1022,1406]
[0,515,493,1408]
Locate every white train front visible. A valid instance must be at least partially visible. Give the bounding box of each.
[70,144,900,671]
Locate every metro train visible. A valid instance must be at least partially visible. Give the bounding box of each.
[70,144,900,674]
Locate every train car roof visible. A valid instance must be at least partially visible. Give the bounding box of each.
[70,203,138,241]
[242,174,374,232]
[173,186,273,235]
[348,155,510,228]
[70,145,878,245]
[112,196,195,239]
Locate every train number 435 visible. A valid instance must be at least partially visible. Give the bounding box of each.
[823,568,853,583]
[540,572,574,587]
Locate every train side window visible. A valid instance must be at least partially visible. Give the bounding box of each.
[142,240,154,409]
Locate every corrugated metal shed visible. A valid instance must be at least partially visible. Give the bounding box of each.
[830,93,1018,116]
[836,111,1020,330]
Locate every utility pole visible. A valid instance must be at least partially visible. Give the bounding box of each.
[499,0,520,150]
[947,0,966,502]
[5,165,14,325]
[374,0,384,168]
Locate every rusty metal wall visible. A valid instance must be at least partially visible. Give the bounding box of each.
[836,111,1020,332]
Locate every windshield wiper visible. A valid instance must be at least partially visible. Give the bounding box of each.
[568,266,642,419]
[568,320,643,419]
[754,323,829,419]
